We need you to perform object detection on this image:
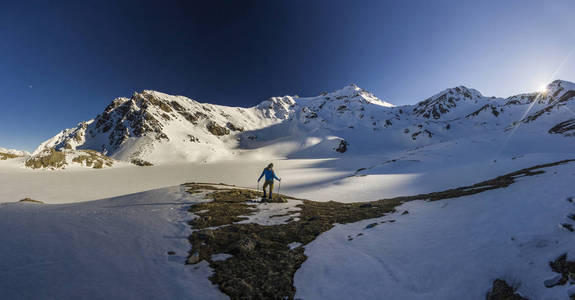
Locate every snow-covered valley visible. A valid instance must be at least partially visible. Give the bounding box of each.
[2,81,575,299]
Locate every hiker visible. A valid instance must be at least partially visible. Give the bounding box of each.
[258,163,281,200]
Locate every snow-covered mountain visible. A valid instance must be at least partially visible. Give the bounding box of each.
[0,147,30,160]
[34,80,575,165]
[0,147,30,157]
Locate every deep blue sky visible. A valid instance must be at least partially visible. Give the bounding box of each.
[2,0,575,151]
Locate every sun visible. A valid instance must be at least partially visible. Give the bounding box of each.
[537,84,548,94]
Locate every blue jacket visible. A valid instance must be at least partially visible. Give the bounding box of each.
[259,168,280,182]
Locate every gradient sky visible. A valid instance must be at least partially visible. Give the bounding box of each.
[2,0,575,151]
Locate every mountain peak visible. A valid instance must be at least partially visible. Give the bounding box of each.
[315,84,394,107]
[442,86,483,98]
[413,86,485,119]
[544,79,575,95]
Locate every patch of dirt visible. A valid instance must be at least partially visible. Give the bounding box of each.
[184,159,574,300]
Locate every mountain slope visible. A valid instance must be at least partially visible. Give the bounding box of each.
[35,80,575,165]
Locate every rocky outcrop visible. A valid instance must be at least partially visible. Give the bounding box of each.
[25,149,114,170]
[207,121,230,136]
[335,140,348,153]
[25,149,67,169]
[486,279,527,300]
[549,119,575,136]
[130,158,153,166]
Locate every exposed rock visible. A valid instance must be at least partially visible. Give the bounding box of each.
[547,253,575,287]
[466,104,500,118]
[226,122,244,132]
[187,135,200,143]
[18,198,44,204]
[131,158,153,167]
[335,140,348,153]
[26,149,113,169]
[25,149,67,169]
[71,150,114,169]
[231,237,257,255]
[365,223,378,229]
[549,119,575,136]
[486,279,527,300]
[411,129,433,140]
[207,121,230,136]
[186,252,201,264]
[561,223,574,232]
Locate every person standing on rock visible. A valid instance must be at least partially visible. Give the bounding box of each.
[258,163,281,201]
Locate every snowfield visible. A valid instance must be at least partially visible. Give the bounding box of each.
[295,162,575,299]
[0,186,225,300]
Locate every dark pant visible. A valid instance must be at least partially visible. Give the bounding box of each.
[262,180,274,199]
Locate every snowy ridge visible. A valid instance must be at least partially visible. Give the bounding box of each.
[412,85,486,119]
[35,90,282,163]
[34,80,575,165]
[0,147,30,157]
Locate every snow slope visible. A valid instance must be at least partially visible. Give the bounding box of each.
[295,161,575,299]
[0,186,226,300]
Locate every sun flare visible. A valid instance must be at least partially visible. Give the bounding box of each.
[537,84,548,93]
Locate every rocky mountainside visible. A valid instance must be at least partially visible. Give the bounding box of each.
[34,80,575,165]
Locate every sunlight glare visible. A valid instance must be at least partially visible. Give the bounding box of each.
[537,84,548,94]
